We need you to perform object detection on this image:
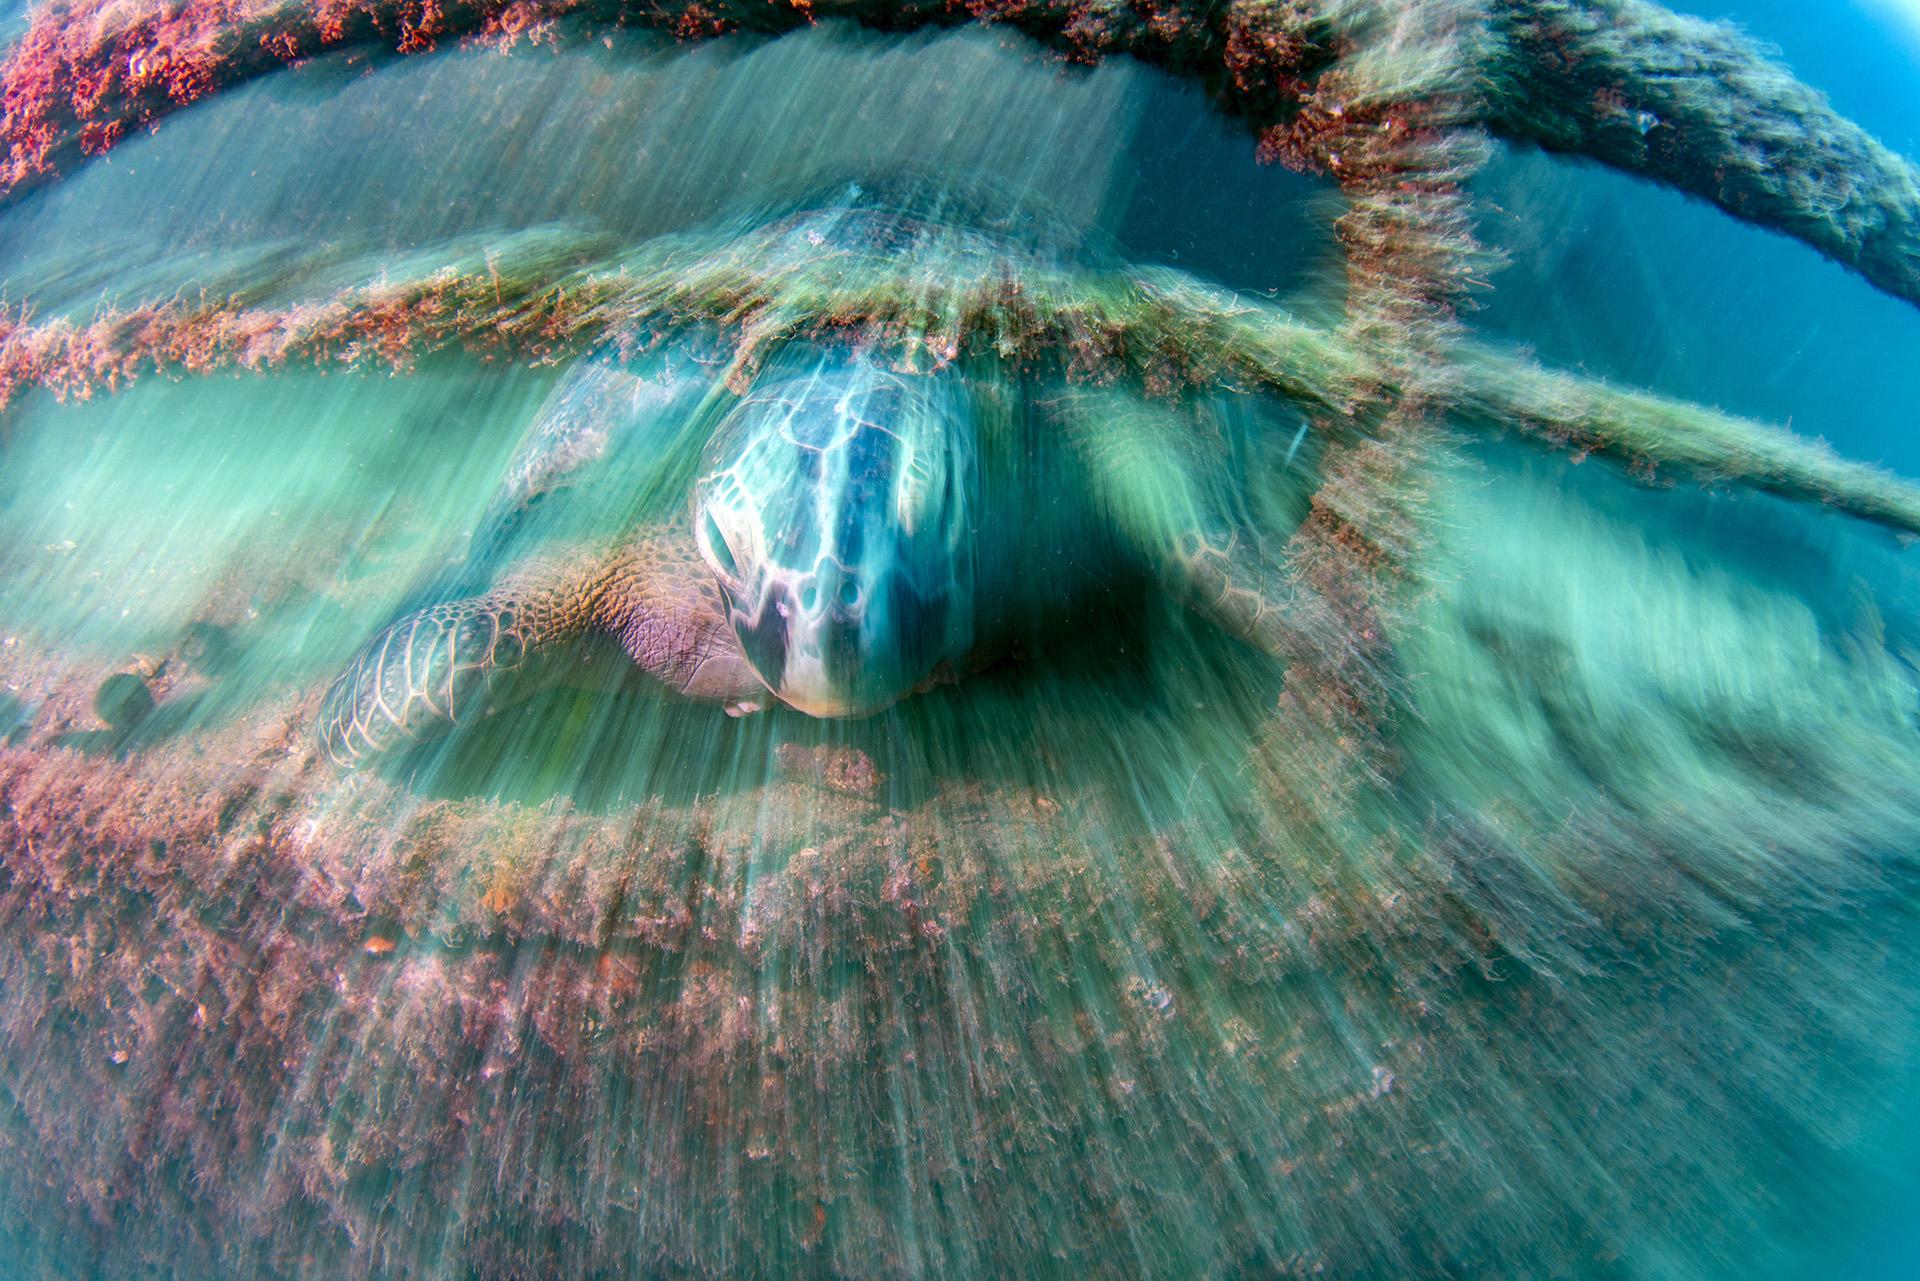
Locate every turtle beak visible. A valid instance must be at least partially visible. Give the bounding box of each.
[772,640,870,717]
[777,568,893,718]
[723,566,915,718]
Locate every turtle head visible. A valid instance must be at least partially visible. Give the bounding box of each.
[692,352,978,717]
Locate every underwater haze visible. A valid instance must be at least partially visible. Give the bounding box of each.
[0,2,1918,1279]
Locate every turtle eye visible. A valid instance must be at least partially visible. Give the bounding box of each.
[702,512,741,583]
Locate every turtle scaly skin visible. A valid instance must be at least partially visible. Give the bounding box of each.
[317,525,761,766]
[1045,383,1309,662]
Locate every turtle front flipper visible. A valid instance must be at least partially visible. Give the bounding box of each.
[318,566,583,767]
[1159,523,1307,661]
[1051,386,1309,661]
[318,532,766,767]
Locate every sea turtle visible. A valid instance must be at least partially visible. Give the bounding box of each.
[316,190,1312,765]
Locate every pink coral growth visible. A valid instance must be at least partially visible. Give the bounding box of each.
[0,0,1342,202]
[0,0,255,188]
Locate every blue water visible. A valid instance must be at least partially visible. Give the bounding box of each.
[1619,8,1920,1275]
[1711,11,1920,1277]
[1483,6,1920,1263]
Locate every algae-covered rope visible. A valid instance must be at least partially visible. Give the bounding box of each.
[2,0,1917,312]
[4,226,1916,533]
[1487,0,1920,312]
